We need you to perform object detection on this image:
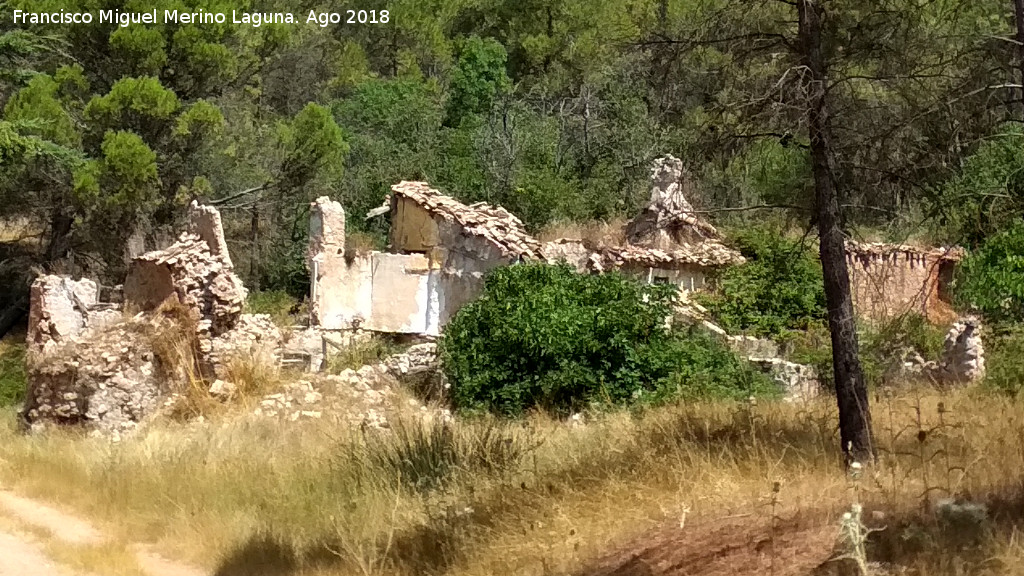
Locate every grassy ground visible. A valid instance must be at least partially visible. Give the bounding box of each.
[2,386,1024,575]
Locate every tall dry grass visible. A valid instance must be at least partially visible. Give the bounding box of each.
[0,388,1023,575]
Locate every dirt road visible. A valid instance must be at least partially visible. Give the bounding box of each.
[0,528,75,576]
[0,490,205,576]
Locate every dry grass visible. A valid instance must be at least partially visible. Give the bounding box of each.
[326,335,403,373]
[0,387,1023,575]
[536,218,629,246]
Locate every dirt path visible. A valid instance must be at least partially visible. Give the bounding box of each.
[0,528,77,576]
[0,490,206,576]
[577,511,840,576]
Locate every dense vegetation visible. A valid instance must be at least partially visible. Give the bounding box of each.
[697,227,827,337]
[4,0,1024,298]
[439,263,773,416]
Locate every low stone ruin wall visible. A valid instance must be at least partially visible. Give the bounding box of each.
[22,202,261,432]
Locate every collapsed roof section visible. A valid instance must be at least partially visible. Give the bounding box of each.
[589,242,747,270]
[389,181,543,260]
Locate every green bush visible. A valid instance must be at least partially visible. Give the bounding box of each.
[0,342,26,407]
[781,313,944,389]
[954,221,1024,326]
[697,227,826,336]
[982,328,1024,396]
[439,263,773,417]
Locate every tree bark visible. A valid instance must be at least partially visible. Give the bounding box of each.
[798,0,875,465]
[1014,0,1024,116]
[44,209,73,268]
[249,203,261,292]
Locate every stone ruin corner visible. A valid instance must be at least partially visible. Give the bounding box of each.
[21,202,275,433]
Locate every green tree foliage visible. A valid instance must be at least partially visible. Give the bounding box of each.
[935,123,1024,246]
[697,228,827,337]
[440,263,772,416]
[954,221,1024,325]
[445,35,510,125]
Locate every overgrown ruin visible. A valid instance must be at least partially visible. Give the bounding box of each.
[21,202,273,432]
[846,241,963,325]
[20,155,980,431]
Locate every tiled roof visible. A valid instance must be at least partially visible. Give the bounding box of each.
[590,242,746,269]
[845,241,964,263]
[541,238,745,269]
[390,181,542,259]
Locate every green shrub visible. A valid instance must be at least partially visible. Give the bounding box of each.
[697,227,826,336]
[245,290,300,327]
[781,313,944,389]
[982,328,1024,396]
[954,221,1024,326]
[0,342,26,407]
[439,263,773,417]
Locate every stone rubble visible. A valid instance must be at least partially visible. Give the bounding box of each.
[208,314,283,380]
[21,317,178,433]
[939,316,985,385]
[23,203,250,432]
[26,276,120,356]
[252,342,446,430]
[747,357,821,402]
[625,155,723,248]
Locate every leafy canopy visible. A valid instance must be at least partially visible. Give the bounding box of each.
[955,220,1024,325]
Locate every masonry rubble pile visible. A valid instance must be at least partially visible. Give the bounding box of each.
[21,202,279,432]
[624,155,721,247]
[253,342,445,429]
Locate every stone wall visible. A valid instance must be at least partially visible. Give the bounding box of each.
[939,316,985,385]
[23,203,252,432]
[846,245,958,324]
[308,196,350,329]
[26,276,120,356]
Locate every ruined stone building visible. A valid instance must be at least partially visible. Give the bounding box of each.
[308,181,542,337]
[306,158,745,339]
[846,241,963,324]
[21,154,977,431]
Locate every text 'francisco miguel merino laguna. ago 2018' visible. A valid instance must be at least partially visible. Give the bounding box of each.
[11,9,390,27]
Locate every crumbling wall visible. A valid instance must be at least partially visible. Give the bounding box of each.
[618,263,707,294]
[21,318,175,433]
[436,220,516,327]
[26,276,120,356]
[208,314,284,380]
[391,196,441,252]
[625,155,720,249]
[367,252,439,334]
[308,196,354,329]
[24,203,251,432]
[847,249,956,324]
[939,316,985,385]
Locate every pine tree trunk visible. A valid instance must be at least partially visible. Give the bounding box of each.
[1013,0,1024,115]
[250,203,261,292]
[798,0,875,465]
